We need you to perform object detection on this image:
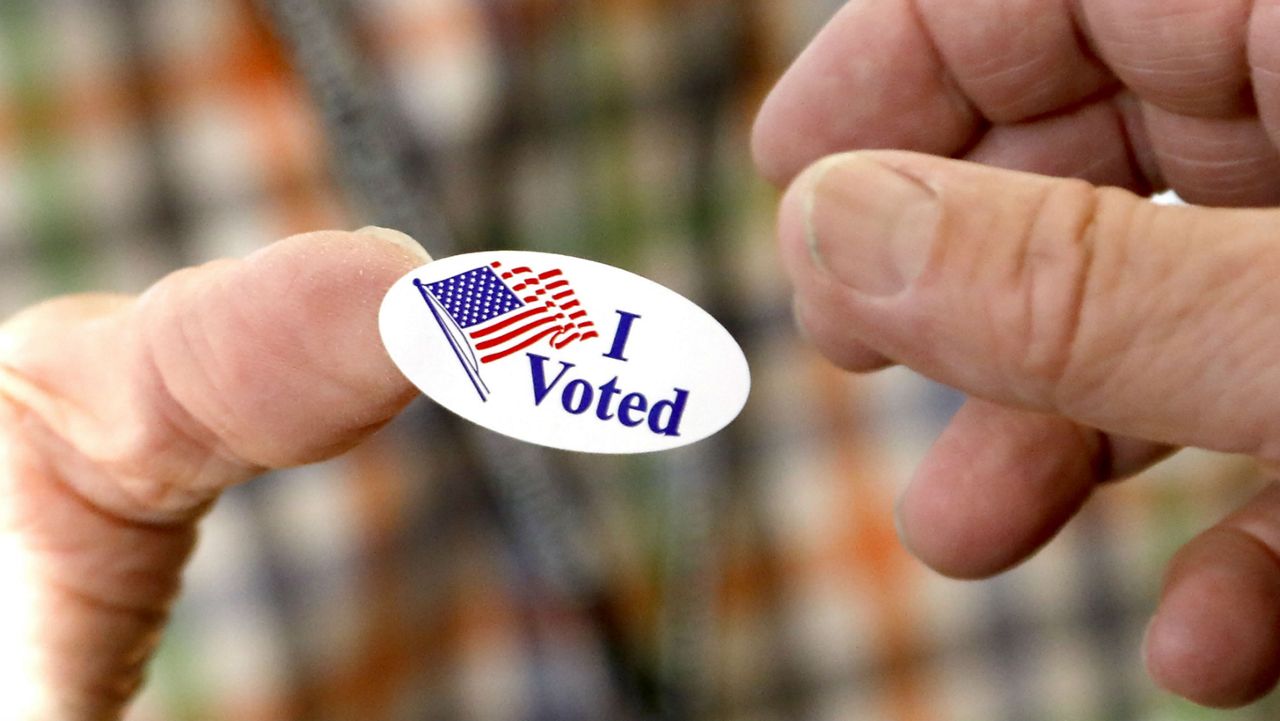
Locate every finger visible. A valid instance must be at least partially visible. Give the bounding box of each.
[778,150,1280,461]
[752,0,1115,185]
[1140,102,1280,207]
[897,398,1173,578]
[1250,1,1280,152]
[0,226,430,719]
[963,94,1156,191]
[1079,0,1253,118]
[1144,481,1280,707]
[793,296,892,373]
[751,0,981,185]
[0,226,430,523]
[915,0,1114,122]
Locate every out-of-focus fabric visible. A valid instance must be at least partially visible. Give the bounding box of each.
[0,1,1273,720]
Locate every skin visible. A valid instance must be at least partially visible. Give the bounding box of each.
[754,0,1280,709]
[0,228,429,719]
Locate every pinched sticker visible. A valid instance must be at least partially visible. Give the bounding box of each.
[379,251,751,454]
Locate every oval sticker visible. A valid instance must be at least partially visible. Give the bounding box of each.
[379,251,750,454]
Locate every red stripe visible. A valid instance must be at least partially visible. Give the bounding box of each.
[577,321,594,329]
[544,280,568,290]
[468,307,545,339]
[560,300,580,310]
[512,283,526,291]
[511,266,532,274]
[538,269,563,279]
[580,331,599,341]
[551,290,573,300]
[523,295,538,302]
[569,310,586,320]
[490,261,502,267]
[502,272,513,279]
[474,316,556,351]
[553,332,580,348]
[480,327,559,363]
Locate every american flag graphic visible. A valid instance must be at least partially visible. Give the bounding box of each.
[413,261,599,401]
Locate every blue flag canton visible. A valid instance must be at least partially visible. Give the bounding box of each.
[425,266,525,329]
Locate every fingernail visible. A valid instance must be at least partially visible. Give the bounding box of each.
[804,154,939,296]
[357,226,432,263]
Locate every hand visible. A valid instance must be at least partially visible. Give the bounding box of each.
[0,228,428,719]
[754,0,1280,709]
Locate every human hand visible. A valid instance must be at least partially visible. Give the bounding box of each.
[0,228,428,719]
[753,0,1280,708]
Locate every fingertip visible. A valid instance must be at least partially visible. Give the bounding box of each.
[896,458,1022,580]
[354,226,433,265]
[791,294,893,374]
[1146,530,1280,708]
[752,79,828,187]
[750,90,795,187]
[895,402,1097,579]
[143,228,429,470]
[244,227,430,278]
[750,0,979,187]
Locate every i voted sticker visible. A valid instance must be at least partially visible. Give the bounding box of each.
[378,251,750,454]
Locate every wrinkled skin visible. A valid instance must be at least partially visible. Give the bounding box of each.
[0,228,427,719]
[754,0,1280,709]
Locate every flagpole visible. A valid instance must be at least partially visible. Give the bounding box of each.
[414,279,488,402]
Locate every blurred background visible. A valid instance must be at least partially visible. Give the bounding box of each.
[0,1,1275,720]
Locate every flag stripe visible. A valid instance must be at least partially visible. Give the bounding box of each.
[469,306,546,339]
[473,316,557,351]
[479,326,560,363]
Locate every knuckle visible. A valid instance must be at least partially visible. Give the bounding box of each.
[0,275,246,523]
[120,265,255,516]
[996,181,1132,404]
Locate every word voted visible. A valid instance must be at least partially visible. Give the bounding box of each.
[527,311,688,436]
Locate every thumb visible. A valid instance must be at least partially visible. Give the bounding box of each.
[780,150,1280,460]
[0,226,431,523]
[0,227,430,720]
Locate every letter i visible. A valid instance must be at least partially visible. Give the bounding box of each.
[603,310,641,361]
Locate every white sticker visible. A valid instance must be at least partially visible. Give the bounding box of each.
[379,251,751,454]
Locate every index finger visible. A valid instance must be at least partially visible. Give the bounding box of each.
[752,0,1112,185]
